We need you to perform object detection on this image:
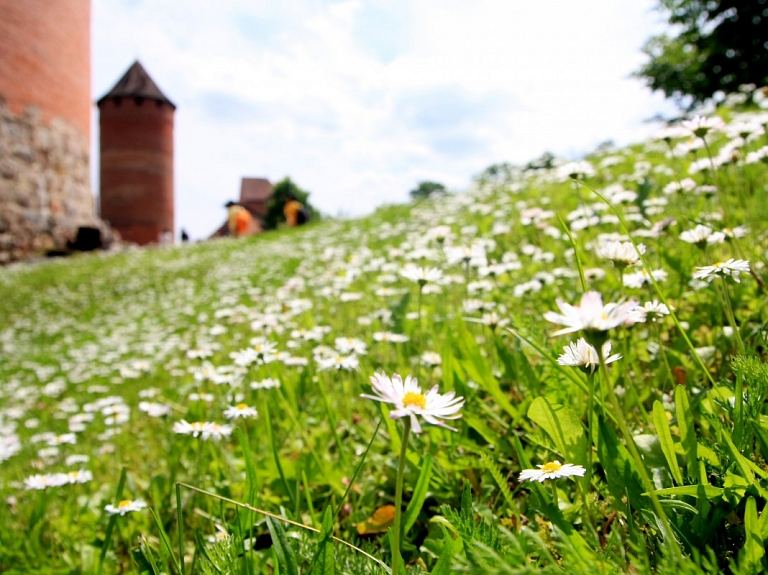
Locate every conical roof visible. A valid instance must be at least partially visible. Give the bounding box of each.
[97,60,176,108]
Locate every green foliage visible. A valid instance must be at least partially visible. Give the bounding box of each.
[409,181,446,201]
[263,177,318,230]
[634,0,768,106]
[2,97,768,575]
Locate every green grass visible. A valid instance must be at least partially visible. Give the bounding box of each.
[2,98,768,574]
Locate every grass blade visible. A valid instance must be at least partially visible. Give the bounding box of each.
[652,400,684,486]
[267,516,298,575]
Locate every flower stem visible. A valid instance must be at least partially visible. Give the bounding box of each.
[598,351,679,556]
[391,418,412,575]
[718,276,745,354]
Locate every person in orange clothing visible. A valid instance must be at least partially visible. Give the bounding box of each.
[225,201,254,237]
[283,193,308,227]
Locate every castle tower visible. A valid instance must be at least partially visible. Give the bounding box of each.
[98,61,175,245]
[0,0,97,262]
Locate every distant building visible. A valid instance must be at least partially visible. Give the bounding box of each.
[97,61,175,246]
[0,0,101,263]
[210,177,272,238]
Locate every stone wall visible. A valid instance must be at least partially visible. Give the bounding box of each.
[0,96,102,263]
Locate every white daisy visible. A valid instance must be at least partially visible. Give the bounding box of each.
[544,292,638,337]
[223,404,258,420]
[557,339,621,373]
[361,372,464,434]
[105,499,147,515]
[693,259,751,283]
[631,301,672,323]
[596,241,645,268]
[519,461,586,483]
[400,264,443,286]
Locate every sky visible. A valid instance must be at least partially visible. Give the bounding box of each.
[91,0,677,240]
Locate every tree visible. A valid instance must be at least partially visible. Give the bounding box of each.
[634,0,768,107]
[263,177,319,230]
[409,181,446,201]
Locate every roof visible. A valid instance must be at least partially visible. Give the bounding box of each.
[97,61,176,108]
[240,178,273,204]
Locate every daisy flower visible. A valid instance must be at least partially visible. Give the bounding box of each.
[557,339,621,373]
[400,264,443,286]
[543,291,638,337]
[681,115,725,138]
[201,422,234,441]
[224,404,258,420]
[631,300,672,323]
[173,420,208,438]
[693,259,751,283]
[105,499,147,515]
[316,354,359,371]
[361,372,464,434]
[623,268,668,289]
[519,461,586,483]
[680,224,718,248]
[596,241,645,268]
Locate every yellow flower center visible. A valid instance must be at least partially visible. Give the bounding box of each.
[402,392,427,410]
[118,499,132,508]
[541,461,563,473]
[236,403,248,410]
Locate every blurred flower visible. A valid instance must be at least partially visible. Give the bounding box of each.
[400,264,443,286]
[361,372,464,434]
[596,241,645,268]
[105,499,147,516]
[681,115,725,138]
[544,292,637,337]
[224,404,258,420]
[519,461,586,483]
[693,259,750,283]
[631,301,672,323]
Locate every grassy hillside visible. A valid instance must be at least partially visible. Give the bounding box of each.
[2,93,768,574]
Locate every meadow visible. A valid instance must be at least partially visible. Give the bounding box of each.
[2,88,768,574]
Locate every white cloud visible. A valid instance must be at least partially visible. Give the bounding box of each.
[92,0,675,239]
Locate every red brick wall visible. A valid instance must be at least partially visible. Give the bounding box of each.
[99,98,174,245]
[0,0,91,138]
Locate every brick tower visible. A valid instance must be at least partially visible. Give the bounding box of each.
[0,0,97,262]
[98,61,175,246]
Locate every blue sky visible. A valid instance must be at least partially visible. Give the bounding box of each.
[92,0,675,239]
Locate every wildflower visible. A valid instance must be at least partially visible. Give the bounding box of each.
[681,115,725,138]
[623,268,668,289]
[24,473,69,490]
[316,354,359,371]
[400,264,443,286]
[373,332,409,343]
[519,461,586,483]
[223,404,258,420]
[361,372,464,433]
[138,402,172,417]
[596,241,645,268]
[631,301,672,323]
[174,420,204,437]
[203,422,234,441]
[693,259,750,283]
[557,339,621,373]
[105,499,147,515]
[250,378,281,390]
[680,224,719,248]
[421,351,442,366]
[543,291,637,337]
[65,469,93,484]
